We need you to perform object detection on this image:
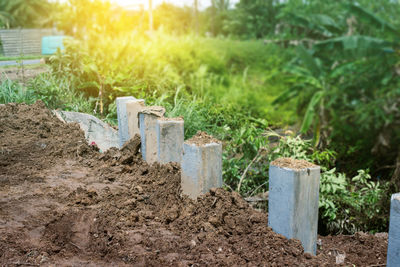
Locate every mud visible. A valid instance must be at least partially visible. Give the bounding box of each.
[0,102,387,266]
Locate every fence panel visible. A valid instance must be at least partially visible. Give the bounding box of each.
[0,28,63,57]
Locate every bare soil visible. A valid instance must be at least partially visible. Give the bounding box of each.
[0,65,48,84]
[0,102,387,266]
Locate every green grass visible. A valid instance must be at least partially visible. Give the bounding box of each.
[0,78,35,104]
[0,55,44,61]
[0,63,47,70]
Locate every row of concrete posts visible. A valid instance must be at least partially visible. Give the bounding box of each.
[115,96,400,263]
[116,96,222,200]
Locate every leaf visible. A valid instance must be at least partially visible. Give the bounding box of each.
[78,81,100,89]
[310,14,343,35]
[314,35,394,58]
[313,119,321,147]
[300,91,323,133]
[348,4,400,38]
[83,62,99,74]
[296,45,321,78]
[272,87,300,104]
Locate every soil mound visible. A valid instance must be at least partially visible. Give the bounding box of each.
[0,102,387,266]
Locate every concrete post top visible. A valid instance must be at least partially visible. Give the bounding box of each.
[126,99,145,104]
[184,142,221,148]
[185,131,221,147]
[157,117,184,122]
[270,157,320,171]
[139,106,166,117]
[392,193,400,201]
[116,96,136,101]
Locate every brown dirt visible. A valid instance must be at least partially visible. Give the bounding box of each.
[0,102,387,266]
[271,157,317,170]
[186,131,221,145]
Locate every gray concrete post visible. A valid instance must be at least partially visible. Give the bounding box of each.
[139,106,165,164]
[156,117,184,164]
[268,158,320,255]
[126,99,145,138]
[387,193,400,267]
[181,137,222,199]
[116,96,136,147]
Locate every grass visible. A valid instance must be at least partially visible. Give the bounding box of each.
[0,63,47,70]
[0,54,44,61]
[0,78,35,104]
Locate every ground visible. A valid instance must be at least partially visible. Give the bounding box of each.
[0,102,388,266]
[0,64,48,84]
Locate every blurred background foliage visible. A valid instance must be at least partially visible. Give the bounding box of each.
[0,0,399,235]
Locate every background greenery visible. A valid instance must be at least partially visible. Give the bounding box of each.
[1,0,399,235]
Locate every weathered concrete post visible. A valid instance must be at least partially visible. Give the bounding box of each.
[387,193,400,267]
[116,96,136,147]
[139,106,165,164]
[268,157,320,255]
[156,117,184,164]
[126,99,145,138]
[181,132,222,199]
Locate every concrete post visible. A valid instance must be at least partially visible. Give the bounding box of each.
[139,106,165,164]
[181,133,222,199]
[387,193,400,267]
[126,99,145,138]
[268,158,320,255]
[116,96,136,147]
[156,117,184,164]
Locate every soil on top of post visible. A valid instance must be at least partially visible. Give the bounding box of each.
[158,117,184,121]
[186,131,221,146]
[271,157,317,170]
[0,102,388,266]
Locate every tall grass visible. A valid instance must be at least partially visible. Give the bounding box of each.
[0,78,35,104]
[0,73,93,115]
[49,32,297,126]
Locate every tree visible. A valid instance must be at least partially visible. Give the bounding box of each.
[0,0,53,28]
[274,3,400,185]
[226,0,281,38]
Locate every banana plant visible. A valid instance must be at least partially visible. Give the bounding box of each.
[273,45,334,147]
[274,3,399,148]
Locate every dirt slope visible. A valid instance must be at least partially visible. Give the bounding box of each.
[0,102,387,266]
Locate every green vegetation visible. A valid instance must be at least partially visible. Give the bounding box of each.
[0,55,43,61]
[0,0,399,235]
[0,0,54,28]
